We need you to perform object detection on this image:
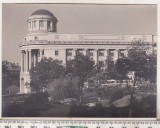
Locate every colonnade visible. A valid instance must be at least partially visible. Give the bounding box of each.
[66,48,128,64]
[21,49,43,72]
[20,48,128,73]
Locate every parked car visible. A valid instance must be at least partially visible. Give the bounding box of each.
[60,98,76,104]
[101,79,121,87]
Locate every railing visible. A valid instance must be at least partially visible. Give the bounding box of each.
[20,40,154,46]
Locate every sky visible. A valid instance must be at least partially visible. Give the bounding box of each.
[2,4,157,64]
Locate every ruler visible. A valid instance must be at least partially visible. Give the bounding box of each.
[0,120,160,128]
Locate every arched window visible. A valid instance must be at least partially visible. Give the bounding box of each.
[35,37,37,40]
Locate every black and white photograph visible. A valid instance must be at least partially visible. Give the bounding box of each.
[2,3,157,118]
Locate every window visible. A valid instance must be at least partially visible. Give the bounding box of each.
[99,51,104,56]
[33,21,36,27]
[88,51,94,56]
[40,20,44,27]
[55,51,59,56]
[47,21,51,27]
[109,50,114,57]
[35,37,37,40]
[29,22,31,28]
[67,51,72,56]
[47,21,52,30]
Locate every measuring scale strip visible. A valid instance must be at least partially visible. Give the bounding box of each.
[0,121,160,128]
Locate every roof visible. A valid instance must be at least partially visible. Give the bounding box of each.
[31,9,54,17]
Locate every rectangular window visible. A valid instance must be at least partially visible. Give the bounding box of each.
[40,20,44,27]
[33,21,36,27]
[47,21,51,27]
[99,51,104,56]
[55,51,59,56]
[47,21,52,31]
[88,51,93,56]
[29,22,31,28]
[67,51,72,56]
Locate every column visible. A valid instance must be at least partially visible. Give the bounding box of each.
[94,49,98,65]
[21,51,24,72]
[33,52,36,67]
[124,50,128,57]
[37,20,40,30]
[114,49,119,63]
[39,49,43,62]
[29,49,32,70]
[23,51,26,72]
[83,49,87,56]
[25,50,28,72]
[72,49,77,59]
[105,49,108,60]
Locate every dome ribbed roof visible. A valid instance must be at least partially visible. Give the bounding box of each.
[31,9,54,17]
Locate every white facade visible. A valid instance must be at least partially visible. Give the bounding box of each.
[20,9,157,93]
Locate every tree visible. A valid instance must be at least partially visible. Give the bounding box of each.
[2,61,20,94]
[30,57,65,92]
[114,40,156,82]
[116,40,157,117]
[128,40,157,82]
[115,58,132,80]
[66,53,95,85]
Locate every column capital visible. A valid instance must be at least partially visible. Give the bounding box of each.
[39,49,44,51]
[94,49,98,51]
[26,49,31,52]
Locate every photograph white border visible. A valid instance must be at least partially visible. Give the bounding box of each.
[0,0,159,120]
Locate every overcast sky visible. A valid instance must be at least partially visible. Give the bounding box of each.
[2,4,157,64]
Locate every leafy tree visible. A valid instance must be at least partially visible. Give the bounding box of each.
[2,61,20,94]
[128,40,156,82]
[115,58,132,80]
[66,53,95,89]
[115,40,156,82]
[30,57,65,92]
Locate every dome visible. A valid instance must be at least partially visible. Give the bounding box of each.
[31,9,54,17]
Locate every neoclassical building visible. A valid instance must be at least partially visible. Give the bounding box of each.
[20,9,157,93]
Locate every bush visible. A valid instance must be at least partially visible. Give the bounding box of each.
[25,92,49,104]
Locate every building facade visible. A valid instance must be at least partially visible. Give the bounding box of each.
[20,9,157,93]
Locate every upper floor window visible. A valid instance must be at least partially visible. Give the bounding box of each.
[109,50,114,57]
[67,50,72,56]
[47,21,51,27]
[99,50,104,56]
[40,20,44,27]
[29,22,31,28]
[33,21,36,27]
[35,37,37,40]
[55,50,59,56]
[88,50,94,56]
